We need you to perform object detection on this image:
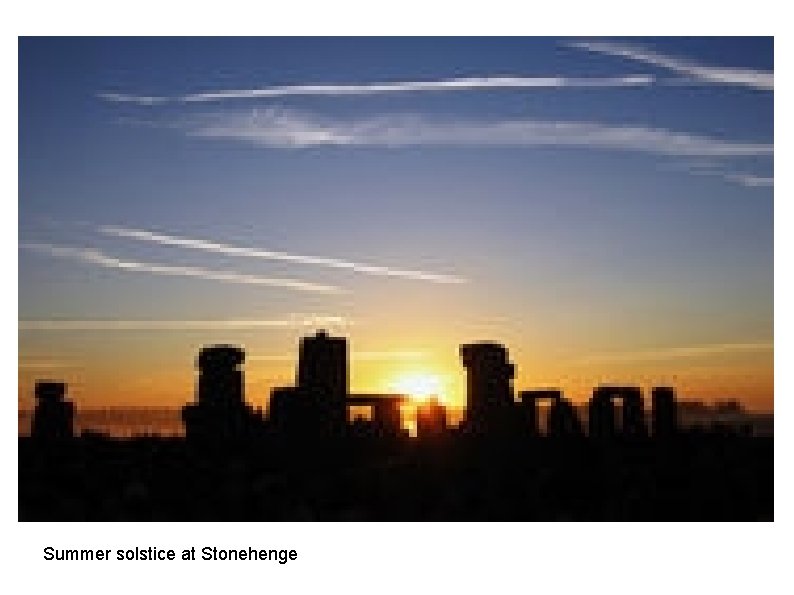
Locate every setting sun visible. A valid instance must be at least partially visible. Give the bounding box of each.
[390,373,445,402]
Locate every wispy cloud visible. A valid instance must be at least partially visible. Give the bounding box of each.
[19,315,351,331]
[98,224,467,284]
[567,41,773,91]
[249,350,426,363]
[351,350,428,361]
[664,161,774,188]
[20,242,346,294]
[722,173,774,188]
[176,108,773,157]
[18,359,72,369]
[578,342,773,364]
[98,74,655,105]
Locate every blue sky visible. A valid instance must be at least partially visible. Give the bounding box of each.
[18,37,774,409]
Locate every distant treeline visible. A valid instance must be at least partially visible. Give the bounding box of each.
[17,404,774,439]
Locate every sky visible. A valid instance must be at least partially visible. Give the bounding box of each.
[18,37,774,412]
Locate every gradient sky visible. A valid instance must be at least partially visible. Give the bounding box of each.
[18,37,773,412]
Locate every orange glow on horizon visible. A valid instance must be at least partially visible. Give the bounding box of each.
[17,330,774,414]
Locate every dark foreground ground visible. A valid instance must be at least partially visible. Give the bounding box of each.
[19,435,773,521]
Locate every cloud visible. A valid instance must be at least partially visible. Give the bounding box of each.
[664,161,774,188]
[723,173,774,188]
[245,354,295,362]
[351,350,428,361]
[98,74,655,105]
[20,242,346,294]
[177,107,773,157]
[18,359,72,369]
[578,342,773,364]
[98,224,467,284]
[249,350,426,363]
[19,315,351,331]
[567,41,773,91]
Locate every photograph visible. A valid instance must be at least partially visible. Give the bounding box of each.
[18,36,773,522]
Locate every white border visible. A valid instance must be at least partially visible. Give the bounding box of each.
[5,3,789,594]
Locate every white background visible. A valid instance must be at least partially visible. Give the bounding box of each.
[4,2,790,593]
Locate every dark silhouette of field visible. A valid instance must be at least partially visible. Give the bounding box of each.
[19,432,772,521]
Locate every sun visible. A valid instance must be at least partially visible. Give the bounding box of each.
[390,373,445,402]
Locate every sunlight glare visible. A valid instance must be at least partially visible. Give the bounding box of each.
[390,373,444,402]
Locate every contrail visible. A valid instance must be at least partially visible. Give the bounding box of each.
[97,74,655,105]
[661,161,774,188]
[567,41,773,91]
[249,350,426,363]
[578,342,773,364]
[19,315,351,331]
[18,359,72,368]
[21,242,346,294]
[97,225,467,284]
